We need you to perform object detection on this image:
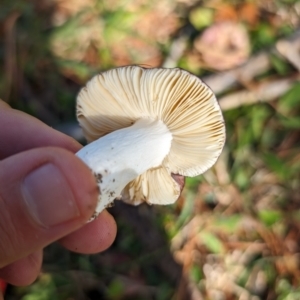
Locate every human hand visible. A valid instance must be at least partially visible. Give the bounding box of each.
[0,100,117,288]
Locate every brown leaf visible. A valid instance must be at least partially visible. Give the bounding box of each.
[214,4,238,23]
[239,2,260,26]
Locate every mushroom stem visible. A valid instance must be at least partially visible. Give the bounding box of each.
[76,118,173,215]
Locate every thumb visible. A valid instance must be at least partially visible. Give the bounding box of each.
[0,147,98,268]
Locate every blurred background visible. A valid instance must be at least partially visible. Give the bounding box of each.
[1,0,300,299]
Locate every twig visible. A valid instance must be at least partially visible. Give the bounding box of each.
[203,53,271,94]
[163,35,189,68]
[203,29,300,95]
[276,37,300,72]
[162,25,194,68]
[219,76,299,111]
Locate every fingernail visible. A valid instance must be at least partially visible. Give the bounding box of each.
[22,164,80,227]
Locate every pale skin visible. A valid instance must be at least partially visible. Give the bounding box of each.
[0,100,117,294]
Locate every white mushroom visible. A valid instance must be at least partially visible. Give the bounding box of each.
[76,66,225,217]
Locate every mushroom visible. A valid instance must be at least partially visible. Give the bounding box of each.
[76,66,225,217]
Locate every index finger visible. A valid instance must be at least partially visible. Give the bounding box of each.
[0,100,82,159]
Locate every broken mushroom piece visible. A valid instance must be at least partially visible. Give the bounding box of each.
[76,66,225,217]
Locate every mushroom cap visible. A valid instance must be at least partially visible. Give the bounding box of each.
[77,66,225,205]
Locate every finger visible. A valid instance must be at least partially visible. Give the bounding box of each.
[0,250,42,286]
[0,147,99,268]
[0,99,10,109]
[0,106,81,159]
[59,210,117,254]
